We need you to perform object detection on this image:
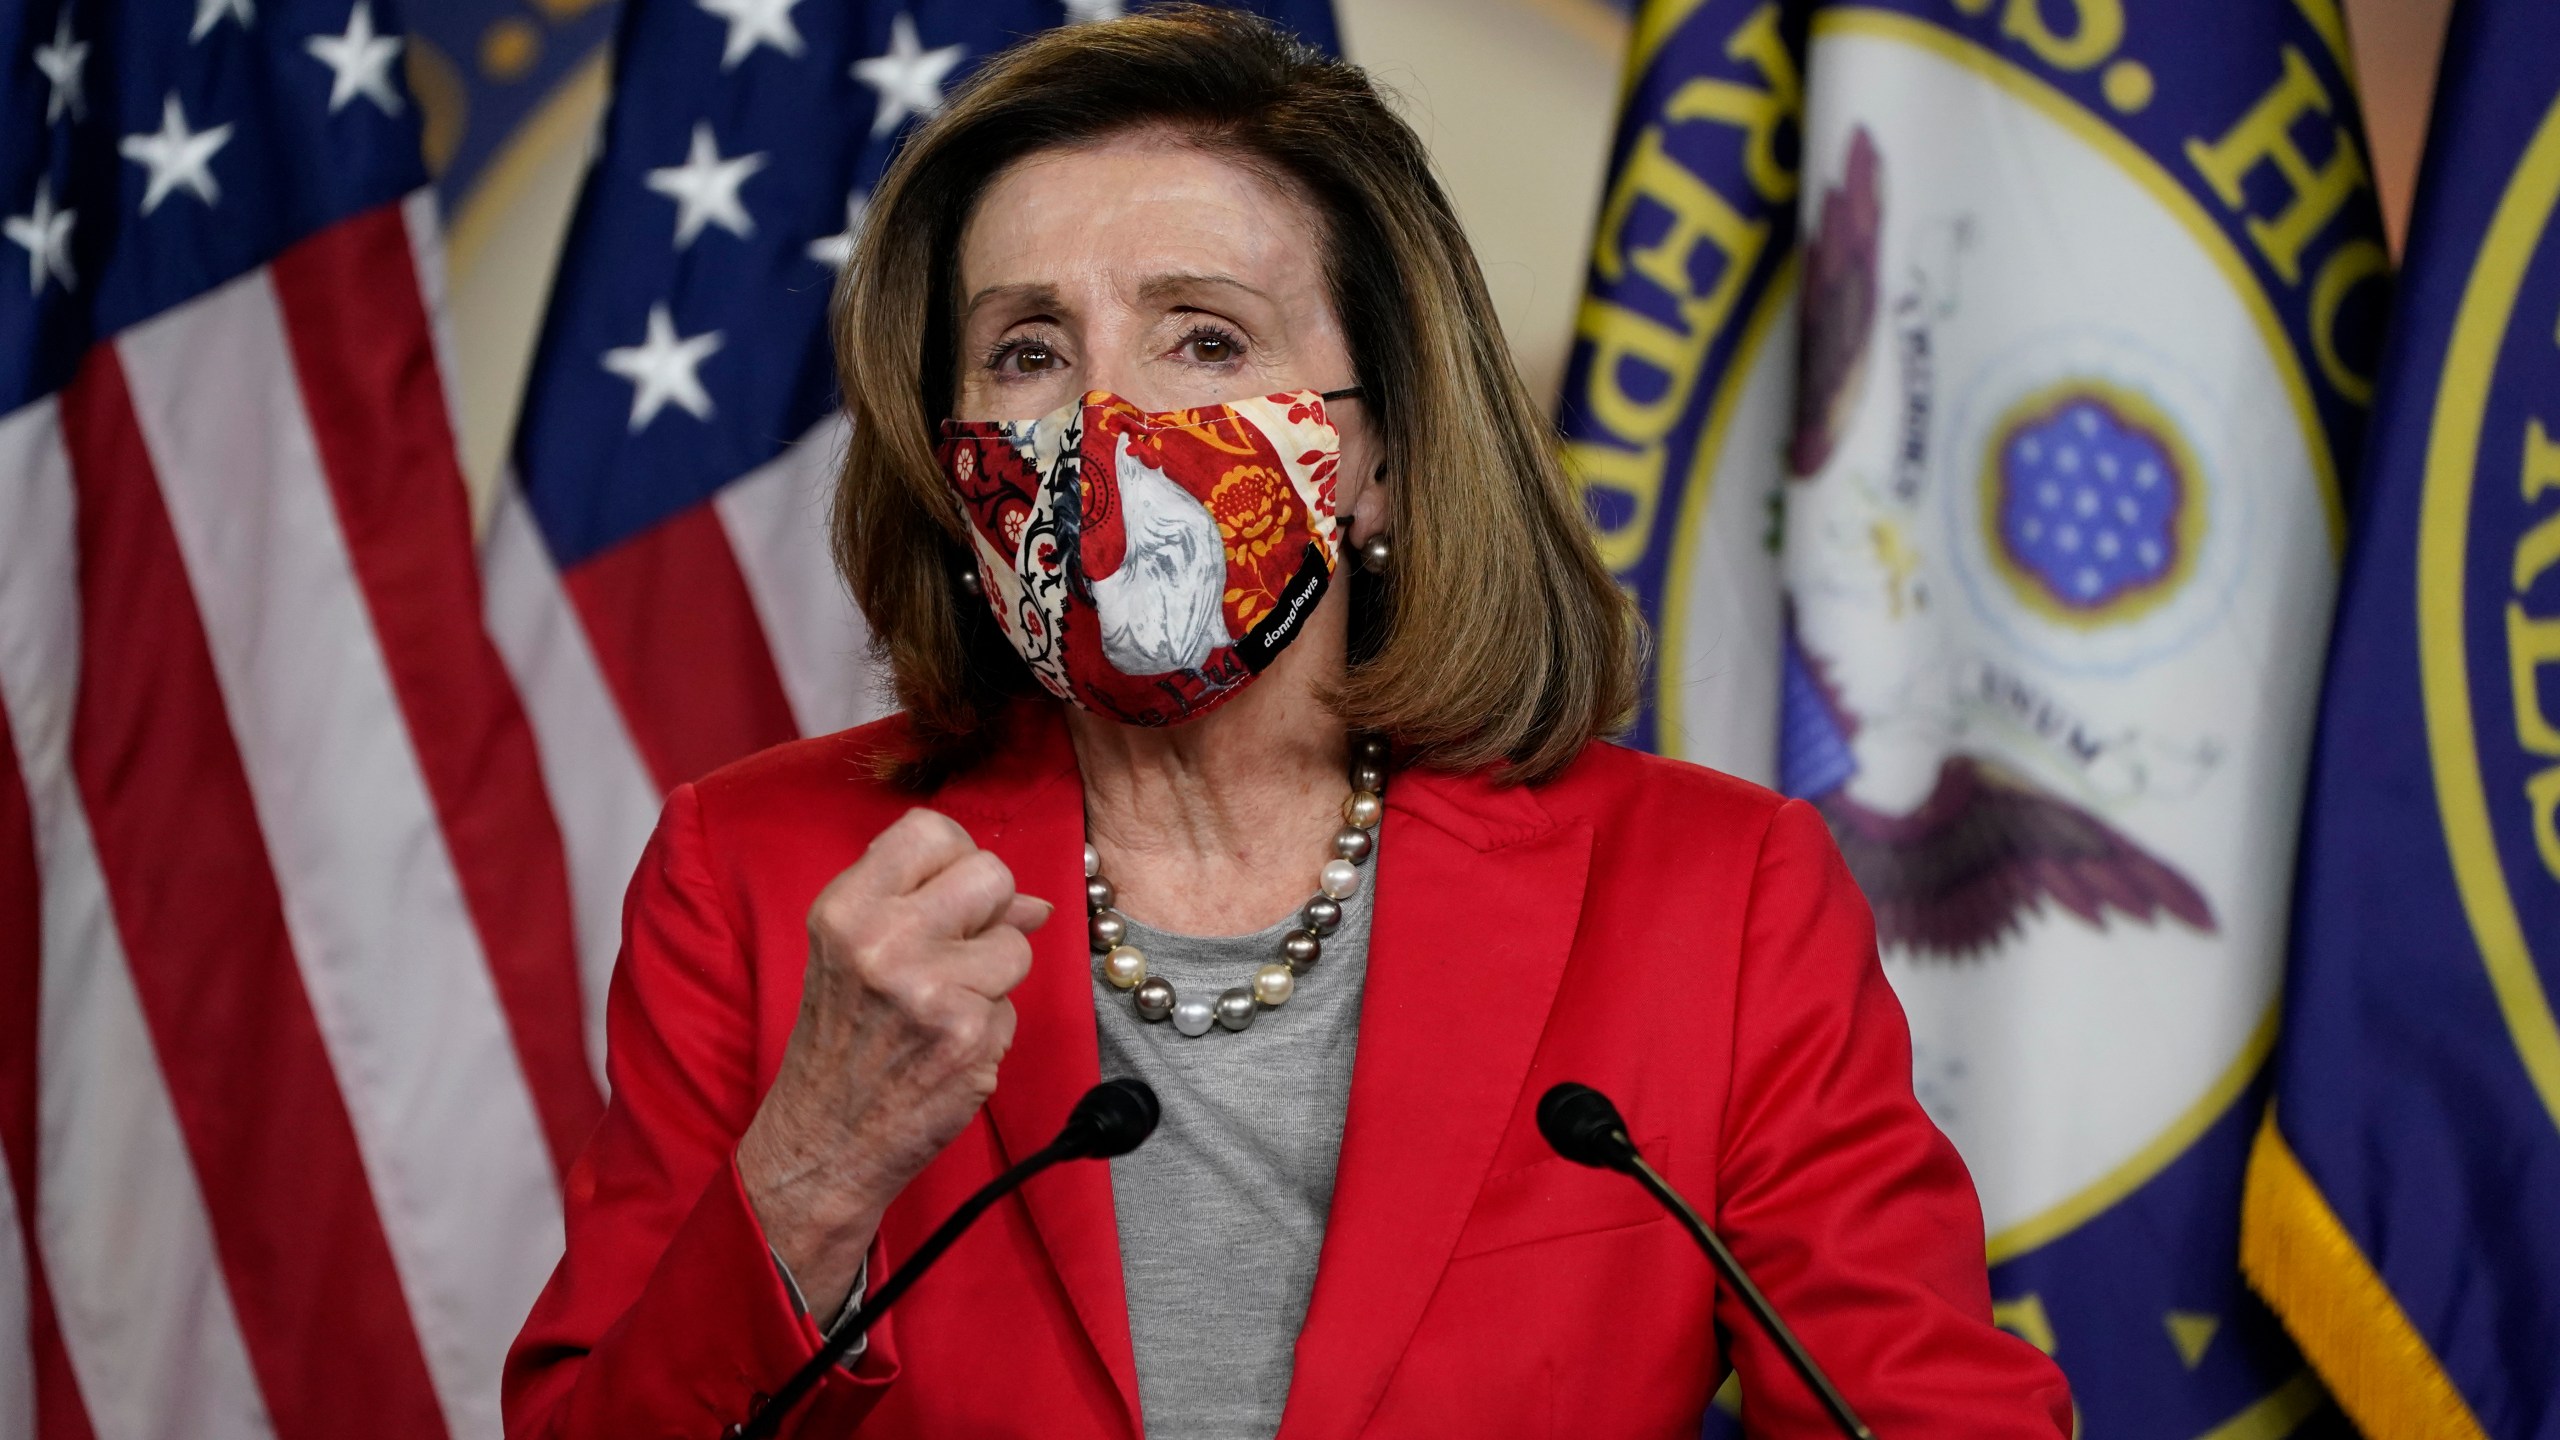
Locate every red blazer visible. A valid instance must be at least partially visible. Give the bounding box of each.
[503,708,2071,1439]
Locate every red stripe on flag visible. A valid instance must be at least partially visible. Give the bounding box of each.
[0,705,95,1440]
[57,348,449,1440]
[564,505,799,791]
[267,204,601,1172]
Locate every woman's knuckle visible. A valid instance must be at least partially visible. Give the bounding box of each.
[883,808,970,865]
[951,850,1006,899]
[874,953,943,1007]
[993,930,1034,977]
[806,886,860,942]
[938,1005,989,1056]
[847,926,919,988]
[882,807,939,843]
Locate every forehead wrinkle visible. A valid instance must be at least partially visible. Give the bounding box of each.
[1135,271,1271,306]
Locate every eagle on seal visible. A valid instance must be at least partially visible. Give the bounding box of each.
[1780,631,2218,959]
[1782,126,2218,961]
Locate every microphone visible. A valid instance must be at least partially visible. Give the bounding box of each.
[1054,1074,1162,1159]
[734,1079,1160,1439]
[1537,1083,1874,1440]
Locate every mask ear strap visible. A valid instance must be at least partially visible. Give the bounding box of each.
[1318,385,1364,403]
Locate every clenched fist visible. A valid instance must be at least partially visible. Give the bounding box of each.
[737,808,1052,1315]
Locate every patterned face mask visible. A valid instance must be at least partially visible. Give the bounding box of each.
[936,387,1358,726]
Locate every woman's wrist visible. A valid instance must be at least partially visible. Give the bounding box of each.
[738,1112,891,1310]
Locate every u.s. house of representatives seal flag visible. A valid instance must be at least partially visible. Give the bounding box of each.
[2245,1,2560,1435]
[1779,0,2386,1430]
[1565,0,2394,1431]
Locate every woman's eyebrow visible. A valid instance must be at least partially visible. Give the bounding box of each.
[960,281,1065,323]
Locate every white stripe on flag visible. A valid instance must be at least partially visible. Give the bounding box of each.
[114,277,557,1440]
[0,399,273,1440]
[398,191,471,469]
[0,1142,28,1440]
[482,485,662,1070]
[713,418,889,737]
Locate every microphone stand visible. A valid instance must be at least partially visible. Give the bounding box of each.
[732,1079,1158,1440]
[1622,1150,1873,1439]
[1539,1083,1874,1440]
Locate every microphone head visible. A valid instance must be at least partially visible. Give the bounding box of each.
[1538,1082,1637,1172]
[1058,1078,1160,1160]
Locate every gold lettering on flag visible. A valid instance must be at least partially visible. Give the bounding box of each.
[2514,416,2560,878]
[1569,1,1799,573]
[1950,0,2126,73]
[2185,48,2370,283]
[2183,47,2385,402]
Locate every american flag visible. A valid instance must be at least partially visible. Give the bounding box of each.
[0,2,597,1438]
[1,1,1346,1436]
[485,0,1340,1067]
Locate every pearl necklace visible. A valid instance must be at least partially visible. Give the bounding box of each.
[1088,735,1388,1037]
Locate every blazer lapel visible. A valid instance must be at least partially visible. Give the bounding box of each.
[937,710,1144,1437]
[1276,768,1592,1440]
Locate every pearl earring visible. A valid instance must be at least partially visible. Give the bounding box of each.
[1357,533,1392,574]
[958,566,984,598]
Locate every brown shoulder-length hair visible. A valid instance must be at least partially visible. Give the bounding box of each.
[832,4,1639,784]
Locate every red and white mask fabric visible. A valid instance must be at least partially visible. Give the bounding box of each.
[936,388,1352,726]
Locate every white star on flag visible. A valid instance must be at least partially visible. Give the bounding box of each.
[306,1,406,115]
[602,303,724,431]
[1063,0,1125,21]
[191,0,255,43]
[644,122,770,249]
[807,190,869,270]
[121,94,235,216]
[4,179,76,296]
[697,0,807,69]
[33,11,87,124]
[852,13,966,138]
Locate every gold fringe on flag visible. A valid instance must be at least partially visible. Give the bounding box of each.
[2238,1114,2492,1440]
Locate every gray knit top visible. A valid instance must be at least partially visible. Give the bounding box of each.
[1091,853,1376,1440]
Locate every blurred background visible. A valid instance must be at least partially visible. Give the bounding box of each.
[420,0,2450,520]
[18,4,2559,1439]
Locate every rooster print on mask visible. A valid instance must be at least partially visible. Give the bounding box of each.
[938,389,1345,726]
[1092,433,1230,675]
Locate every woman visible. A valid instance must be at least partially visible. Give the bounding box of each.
[502,9,2073,1438]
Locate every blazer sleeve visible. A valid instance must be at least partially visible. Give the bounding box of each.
[1715,800,2073,1438]
[502,784,900,1439]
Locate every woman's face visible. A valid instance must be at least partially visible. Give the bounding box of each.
[952,131,1383,535]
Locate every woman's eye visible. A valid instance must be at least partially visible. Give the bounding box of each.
[984,336,1066,375]
[1179,329,1242,364]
